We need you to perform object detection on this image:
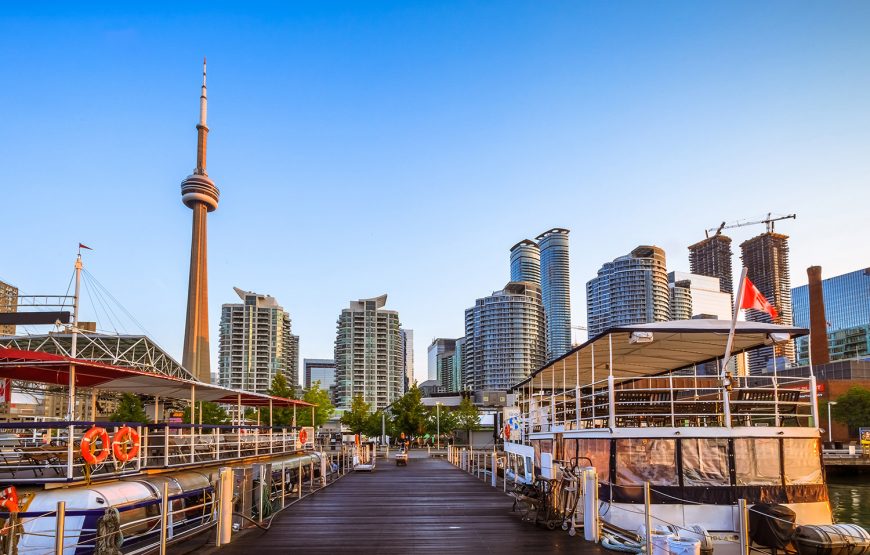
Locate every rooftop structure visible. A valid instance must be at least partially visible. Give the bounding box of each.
[181,59,221,384]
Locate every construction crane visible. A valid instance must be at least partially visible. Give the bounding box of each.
[706,213,796,238]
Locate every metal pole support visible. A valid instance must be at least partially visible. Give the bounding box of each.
[643,482,652,553]
[54,501,65,555]
[738,498,750,555]
[159,481,170,555]
[217,467,233,547]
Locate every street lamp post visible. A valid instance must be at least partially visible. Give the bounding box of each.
[436,403,441,450]
[827,401,838,444]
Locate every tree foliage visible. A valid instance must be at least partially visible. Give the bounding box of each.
[265,372,296,427]
[183,402,229,425]
[391,384,429,438]
[295,382,336,427]
[453,396,481,437]
[340,394,372,435]
[831,386,870,432]
[429,403,458,437]
[110,393,151,423]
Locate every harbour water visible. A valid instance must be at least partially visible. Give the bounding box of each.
[828,474,870,527]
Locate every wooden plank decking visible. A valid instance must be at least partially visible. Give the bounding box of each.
[179,453,606,554]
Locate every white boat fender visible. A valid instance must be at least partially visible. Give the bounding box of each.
[667,537,701,555]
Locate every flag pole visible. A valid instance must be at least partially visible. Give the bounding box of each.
[720,267,747,429]
[721,267,748,375]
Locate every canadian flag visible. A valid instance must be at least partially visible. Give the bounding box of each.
[740,276,778,320]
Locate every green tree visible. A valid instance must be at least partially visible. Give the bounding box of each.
[391,384,429,438]
[265,372,296,426]
[182,402,229,425]
[364,410,395,439]
[340,394,372,435]
[453,396,481,440]
[110,393,150,423]
[429,403,458,438]
[295,382,336,427]
[831,386,870,434]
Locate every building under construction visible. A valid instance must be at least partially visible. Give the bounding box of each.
[687,235,734,296]
[740,232,796,373]
[0,280,18,336]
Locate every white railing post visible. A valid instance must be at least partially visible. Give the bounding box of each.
[66,425,75,480]
[163,424,170,466]
[810,375,819,427]
[217,467,233,547]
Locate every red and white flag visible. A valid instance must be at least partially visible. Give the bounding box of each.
[78,243,93,251]
[740,276,778,320]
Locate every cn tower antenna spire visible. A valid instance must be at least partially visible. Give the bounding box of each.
[200,57,207,127]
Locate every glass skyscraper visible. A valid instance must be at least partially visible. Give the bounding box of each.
[509,240,541,285]
[793,268,870,362]
[537,228,572,361]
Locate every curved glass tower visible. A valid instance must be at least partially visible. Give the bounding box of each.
[509,240,541,285]
[537,228,571,360]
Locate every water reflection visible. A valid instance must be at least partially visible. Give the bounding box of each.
[828,474,870,527]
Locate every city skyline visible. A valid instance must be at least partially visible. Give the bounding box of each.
[2,3,869,385]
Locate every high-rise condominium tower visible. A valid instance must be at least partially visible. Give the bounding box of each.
[0,280,18,336]
[429,338,459,392]
[688,235,734,296]
[586,246,669,337]
[464,282,545,391]
[219,288,299,393]
[537,228,572,360]
[181,59,220,383]
[334,295,403,410]
[509,240,541,285]
[740,232,795,373]
[400,328,414,392]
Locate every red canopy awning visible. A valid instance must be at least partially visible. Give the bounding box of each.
[0,347,312,408]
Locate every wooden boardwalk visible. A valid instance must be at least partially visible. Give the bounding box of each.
[179,454,606,554]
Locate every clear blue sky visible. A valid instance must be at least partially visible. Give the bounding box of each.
[2,2,869,385]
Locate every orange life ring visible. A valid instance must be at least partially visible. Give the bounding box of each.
[503,424,511,439]
[112,426,140,463]
[80,426,110,465]
[0,486,18,513]
[299,428,309,445]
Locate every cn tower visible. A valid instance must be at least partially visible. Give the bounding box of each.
[180,58,220,383]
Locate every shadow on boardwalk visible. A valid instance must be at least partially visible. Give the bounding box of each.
[175,456,606,554]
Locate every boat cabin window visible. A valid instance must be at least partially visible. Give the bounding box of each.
[734,438,781,485]
[533,439,552,470]
[561,437,577,466]
[577,438,610,482]
[681,438,730,487]
[615,438,677,486]
[783,438,823,485]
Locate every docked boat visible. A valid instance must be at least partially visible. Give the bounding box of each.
[503,320,865,555]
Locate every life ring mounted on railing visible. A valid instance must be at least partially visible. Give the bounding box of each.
[0,486,18,514]
[81,426,110,465]
[112,426,140,463]
[299,428,309,445]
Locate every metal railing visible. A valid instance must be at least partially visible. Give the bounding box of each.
[0,422,312,483]
[518,374,815,437]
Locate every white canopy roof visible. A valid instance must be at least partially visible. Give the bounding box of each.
[512,320,808,391]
